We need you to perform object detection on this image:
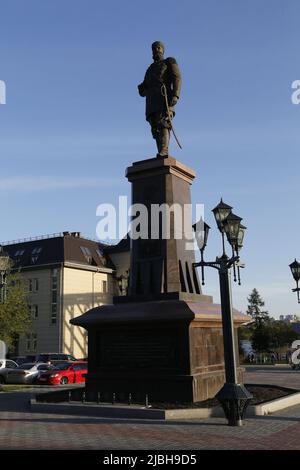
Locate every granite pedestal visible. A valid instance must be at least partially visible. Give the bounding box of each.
[71,157,248,402]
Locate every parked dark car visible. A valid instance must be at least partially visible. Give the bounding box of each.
[35,353,77,364]
[10,355,38,365]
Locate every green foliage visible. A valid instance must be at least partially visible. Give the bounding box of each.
[0,272,32,349]
[268,320,299,350]
[242,288,300,354]
[251,324,272,353]
[238,325,252,341]
[246,288,270,326]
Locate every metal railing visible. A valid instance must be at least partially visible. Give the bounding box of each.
[1,232,101,246]
[68,390,151,408]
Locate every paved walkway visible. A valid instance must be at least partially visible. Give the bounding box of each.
[0,367,300,450]
[244,364,300,389]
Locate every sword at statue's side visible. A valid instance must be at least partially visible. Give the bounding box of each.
[161,84,182,150]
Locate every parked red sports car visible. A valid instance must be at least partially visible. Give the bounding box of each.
[37,361,87,385]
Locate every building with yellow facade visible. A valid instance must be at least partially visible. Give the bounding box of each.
[3,232,129,358]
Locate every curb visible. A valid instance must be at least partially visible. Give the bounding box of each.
[247,391,300,416]
[30,398,166,420]
[30,387,300,420]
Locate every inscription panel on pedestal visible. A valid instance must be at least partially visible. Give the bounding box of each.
[96,329,178,369]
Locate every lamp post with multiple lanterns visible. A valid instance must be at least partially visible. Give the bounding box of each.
[193,199,252,426]
[289,259,300,303]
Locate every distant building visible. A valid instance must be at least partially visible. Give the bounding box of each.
[3,232,130,358]
[279,315,300,324]
[290,323,300,336]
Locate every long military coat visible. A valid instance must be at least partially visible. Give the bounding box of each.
[138,57,182,120]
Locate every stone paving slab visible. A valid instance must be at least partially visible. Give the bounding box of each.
[244,365,300,389]
[0,367,299,451]
[0,389,300,450]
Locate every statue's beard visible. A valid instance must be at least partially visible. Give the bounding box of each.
[153,52,164,61]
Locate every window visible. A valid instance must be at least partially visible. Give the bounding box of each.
[26,333,37,352]
[14,249,25,257]
[96,248,107,266]
[80,246,93,264]
[52,290,57,303]
[37,364,52,371]
[73,363,87,371]
[14,249,25,263]
[102,280,107,293]
[51,268,58,324]
[6,361,17,369]
[28,279,39,292]
[31,247,42,255]
[51,276,58,290]
[51,303,57,324]
[30,305,38,319]
[57,354,67,361]
[32,334,37,351]
[30,247,42,264]
[66,355,77,361]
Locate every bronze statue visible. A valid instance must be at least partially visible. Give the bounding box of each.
[138,41,182,158]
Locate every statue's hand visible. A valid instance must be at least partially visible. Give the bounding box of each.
[170,96,178,106]
[138,83,146,97]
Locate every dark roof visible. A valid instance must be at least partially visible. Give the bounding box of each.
[103,235,130,254]
[3,233,113,270]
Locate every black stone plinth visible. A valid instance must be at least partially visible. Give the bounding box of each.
[71,156,250,403]
[71,297,247,403]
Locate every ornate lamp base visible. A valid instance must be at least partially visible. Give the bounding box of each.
[216,383,253,426]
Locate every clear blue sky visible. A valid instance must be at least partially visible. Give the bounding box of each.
[0,0,299,317]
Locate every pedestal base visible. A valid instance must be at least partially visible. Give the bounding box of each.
[71,297,247,403]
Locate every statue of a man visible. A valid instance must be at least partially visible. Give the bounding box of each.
[138,41,182,158]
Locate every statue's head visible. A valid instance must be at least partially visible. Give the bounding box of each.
[152,41,165,61]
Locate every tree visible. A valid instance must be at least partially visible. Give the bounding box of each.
[246,288,270,326]
[241,289,271,354]
[0,272,32,350]
[268,320,299,350]
[251,323,272,353]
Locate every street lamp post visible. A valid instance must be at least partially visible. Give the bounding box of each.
[193,199,252,426]
[289,259,300,303]
[0,245,10,303]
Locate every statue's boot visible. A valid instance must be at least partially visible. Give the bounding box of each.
[156,128,170,158]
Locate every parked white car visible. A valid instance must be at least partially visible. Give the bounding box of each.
[0,359,18,384]
[5,362,53,384]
